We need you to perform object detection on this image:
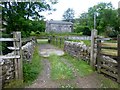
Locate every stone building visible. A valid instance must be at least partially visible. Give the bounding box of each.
[45,20,73,33]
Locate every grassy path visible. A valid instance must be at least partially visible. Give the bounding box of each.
[26,40,118,88]
[27,59,59,88]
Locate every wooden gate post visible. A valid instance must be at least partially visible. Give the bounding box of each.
[60,37,62,48]
[54,36,55,45]
[97,40,101,73]
[90,29,97,68]
[0,58,2,89]
[118,35,120,83]
[50,36,52,44]
[56,37,57,46]
[13,32,23,80]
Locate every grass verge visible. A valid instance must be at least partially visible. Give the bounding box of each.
[98,75,118,88]
[23,46,42,84]
[62,54,93,77]
[4,80,24,88]
[48,54,74,80]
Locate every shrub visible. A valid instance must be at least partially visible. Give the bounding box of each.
[105,30,118,38]
[30,31,36,36]
[74,26,91,36]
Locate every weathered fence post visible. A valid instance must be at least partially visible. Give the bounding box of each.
[13,32,23,80]
[60,37,62,48]
[97,39,101,73]
[0,52,1,88]
[90,29,97,68]
[54,36,56,45]
[118,35,120,83]
[51,36,52,44]
[51,36,53,44]
[56,37,57,46]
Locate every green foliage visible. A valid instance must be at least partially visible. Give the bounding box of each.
[50,37,64,49]
[74,2,119,37]
[48,54,74,80]
[31,20,45,33]
[98,75,118,88]
[74,26,84,33]
[105,29,118,38]
[30,31,36,36]
[82,40,91,46]
[23,46,42,83]
[63,54,93,77]
[74,26,91,36]
[4,80,24,88]
[1,1,56,37]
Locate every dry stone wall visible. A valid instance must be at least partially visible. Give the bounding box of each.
[64,41,90,62]
[22,40,36,62]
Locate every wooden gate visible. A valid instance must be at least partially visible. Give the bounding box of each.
[0,32,23,88]
[97,35,120,83]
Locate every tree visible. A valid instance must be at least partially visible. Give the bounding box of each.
[63,8,75,22]
[1,1,57,36]
[74,2,119,37]
[87,2,114,30]
[79,13,88,26]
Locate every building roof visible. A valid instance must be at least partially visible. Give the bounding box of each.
[47,20,73,25]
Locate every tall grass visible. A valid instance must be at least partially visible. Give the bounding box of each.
[62,54,93,77]
[48,54,74,80]
[23,46,42,83]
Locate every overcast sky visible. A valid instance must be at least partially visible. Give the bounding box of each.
[41,0,120,20]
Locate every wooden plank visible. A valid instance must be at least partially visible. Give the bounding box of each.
[14,32,23,80]
[13,32,21,80]
[0,55,20,59]
[101,46,117,50]
[101,64,117,73]
[7,47,20,50]
[100,57,117,65]
[0,38,19,42]
[101,53,117,60]
[100,69,118,79]
[97,40,101,73]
